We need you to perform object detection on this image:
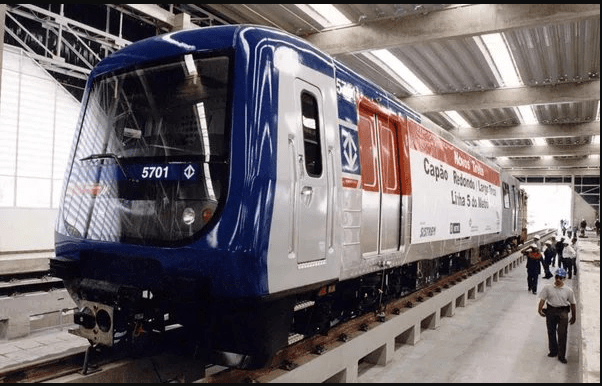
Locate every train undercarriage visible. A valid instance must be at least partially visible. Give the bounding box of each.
[62,238,519,370]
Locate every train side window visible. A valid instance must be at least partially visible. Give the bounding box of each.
[502,182,510,209]
[378,119,400,194]
[357,114,378,191]
[301,92,322,177]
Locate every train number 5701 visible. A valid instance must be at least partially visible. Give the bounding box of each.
[141,166,169,179]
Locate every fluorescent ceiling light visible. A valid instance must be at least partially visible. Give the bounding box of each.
[444,110,471,129]
[370,49,433,95]
[478,140,494,147]
[517,105,538,125]
[479,33,521,88]
[532,137,547,146]
[296,4,352,28]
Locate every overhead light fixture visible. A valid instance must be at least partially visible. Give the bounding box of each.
[367,49,433,95]
[517,105,538,125]
[477,33,522,88]
[296,4,352,28]
[444,110,471,129]
[517,105,544,148]
[532,137,547,146]
[478,140,494,147]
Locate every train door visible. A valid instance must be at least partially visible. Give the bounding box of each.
[291,79,329,264]
[357,99,401,257]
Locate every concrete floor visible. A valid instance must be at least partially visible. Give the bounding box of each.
[358,233,599,383]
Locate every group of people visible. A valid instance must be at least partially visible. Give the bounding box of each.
[561,218,597,239]
[523,234,578,365]
[560,219,578,238]
[523,235,578,294]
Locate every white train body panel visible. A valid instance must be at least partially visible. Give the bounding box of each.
[267,47,341,294]
[265,48,522,295]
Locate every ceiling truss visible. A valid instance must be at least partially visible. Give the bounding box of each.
[1,4,599,209]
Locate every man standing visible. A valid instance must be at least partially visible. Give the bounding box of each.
[579,219,587,238]
[561,219,567,236]
[562,239,577,279]
[542,240,555,279]
[537,268,577,364]
[555,237,566,268]
[524,243,545,294]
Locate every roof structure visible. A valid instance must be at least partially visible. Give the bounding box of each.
[2,4,599,210]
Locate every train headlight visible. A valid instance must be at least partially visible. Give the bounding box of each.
[182,207,196,225]
[96,309,112,332]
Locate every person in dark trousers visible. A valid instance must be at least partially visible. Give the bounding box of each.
[542,240,555,279]
[562,240,577,279]
[555,237,565,268]
[569,237,578,277]
[579,219,587,238]
[595,218,600,237]
[560,219,567,236]
[523,243,545,294]
[538,268,576,364]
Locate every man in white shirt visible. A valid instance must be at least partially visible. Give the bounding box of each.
[537,268,577,364]
[562,239,577,279]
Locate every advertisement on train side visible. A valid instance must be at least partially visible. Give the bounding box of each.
[407,119,502,244]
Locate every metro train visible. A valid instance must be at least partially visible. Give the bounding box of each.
[50,25,527,369]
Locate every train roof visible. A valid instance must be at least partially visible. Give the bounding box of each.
[90,24,327,79]
[88,24,506,177]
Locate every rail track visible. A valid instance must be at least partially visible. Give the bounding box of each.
[0,273,64,298]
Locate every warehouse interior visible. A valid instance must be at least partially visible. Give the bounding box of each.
[0,5,599,383]
[0,4,599,250]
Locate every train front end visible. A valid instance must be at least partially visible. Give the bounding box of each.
[51,33,235,352]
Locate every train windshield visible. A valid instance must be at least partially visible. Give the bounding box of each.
[60,54,230,245]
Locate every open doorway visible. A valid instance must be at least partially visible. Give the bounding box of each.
[522,184,571,233]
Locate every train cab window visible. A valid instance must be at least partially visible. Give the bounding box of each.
[502,182,511,209]
[301,92,323,177]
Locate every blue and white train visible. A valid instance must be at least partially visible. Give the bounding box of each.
[50,25,527,368]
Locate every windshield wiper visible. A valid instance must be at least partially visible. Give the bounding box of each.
[80,153,138,182]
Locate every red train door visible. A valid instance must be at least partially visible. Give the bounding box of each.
[357,99,402,257]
